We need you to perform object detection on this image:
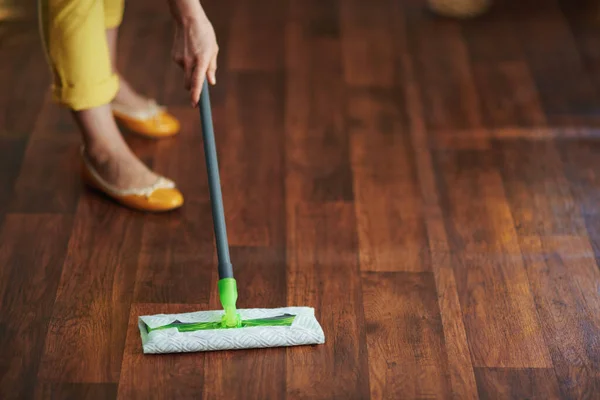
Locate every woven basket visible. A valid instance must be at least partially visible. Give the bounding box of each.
[427,0,491,18]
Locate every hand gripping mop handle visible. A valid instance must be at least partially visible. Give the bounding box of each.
[199,80,241,328]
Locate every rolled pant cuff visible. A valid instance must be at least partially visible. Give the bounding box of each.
[52,73,119,111]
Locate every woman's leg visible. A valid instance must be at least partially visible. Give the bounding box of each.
[104,16,154,111]
[102,0,180,138]
[38,0,178,196]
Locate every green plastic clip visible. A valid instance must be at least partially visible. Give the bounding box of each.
[218,278,241,328]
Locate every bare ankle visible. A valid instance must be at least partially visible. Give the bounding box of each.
[72,105,130,157]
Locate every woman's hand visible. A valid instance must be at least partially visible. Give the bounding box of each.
[168,0,218,106]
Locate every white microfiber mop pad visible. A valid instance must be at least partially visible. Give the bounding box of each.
[138,306,325,354]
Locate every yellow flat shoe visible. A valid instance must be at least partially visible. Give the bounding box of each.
[112,99,180,139]
[81,150,184,212]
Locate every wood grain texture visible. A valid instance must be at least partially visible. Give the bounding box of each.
[515,0,599,123]
[349,88,429,272]
[203,247,286,400]
[520,236,600,399]
[434,150,552,368]
[560,140,600,261]
[471,61,546,128]
[2,0,600,397]
[117,304,205,399]
[402,25,479,397]
[38,198,143,382]
[474,368,562,400]
[35,383,117,400]
[228,0,286,71]
[560,140,600,217]
[0,215,72,400]
[340,0,395,87]
[218,72,285,247]
[132,195,214,304]
[286,203,370,399]
[496,140,586,236]
[460,1,524,65]
[362,272,451,399]
[285,4,353,204]
[405,3,482,131]
[0,18,50,137]
[560,0,600,103]
[8,97,81,214]
[0,137,27,218]
[132,111,214,304]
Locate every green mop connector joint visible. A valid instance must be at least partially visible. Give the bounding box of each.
[218,278,241,328]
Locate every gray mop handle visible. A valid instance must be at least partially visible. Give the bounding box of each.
[199,80,233,279]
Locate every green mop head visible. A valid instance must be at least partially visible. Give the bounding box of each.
[138,278,325,353]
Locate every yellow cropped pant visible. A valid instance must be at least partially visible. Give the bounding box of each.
[38,0,125,110]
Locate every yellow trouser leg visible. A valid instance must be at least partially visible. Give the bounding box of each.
[38,0,124,110]
[104,0,124,29]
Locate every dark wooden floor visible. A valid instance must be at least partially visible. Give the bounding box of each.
[2,0,600,398]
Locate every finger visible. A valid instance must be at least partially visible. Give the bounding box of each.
[172,48,185,68]
[172,55,184,68]
[207,53,217,85]
[183,58,194,90]
[190,56,209,106]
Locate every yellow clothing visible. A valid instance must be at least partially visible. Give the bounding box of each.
[38,0,125,110]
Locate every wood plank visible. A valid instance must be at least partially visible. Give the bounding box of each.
[285,19,353,203]
[451,251,552,368]
[285,203,370,399]
[132,199,214,304]
[35,383,117,400]
[400,7,479,396]
[431,127,600,150]
[37,199,144,382]
[460,1,525,64]
[117,303,205,399]
[471,61,546,128]
[348,88,429,272]
[218,72,285,247]
[435,150,523,254]
[10,137,82,219]
[405,4,482,131]
[132,108,214,304]
[559,139,600,217]
[520,236,600,398]
[0,215,73,400]
[0,138,27,218]
[474,368,562,399]
[584,215,600,261]
[496,139,586,236]
[515,0,600,123]
[556,0,600,109]
[559,139,600,258]
[362,271,451,399]
[429,250,479,400]
[0,19,49,137]
[434,150,552,368]
[8,96,81,214]
[289,0,339,39]
[202,247,286,399]
[228,0,286,72]
[340,0,395,87]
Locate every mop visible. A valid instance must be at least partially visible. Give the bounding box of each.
[137,81,325,354]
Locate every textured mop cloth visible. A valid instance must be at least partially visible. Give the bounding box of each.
[138,306,325,354]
